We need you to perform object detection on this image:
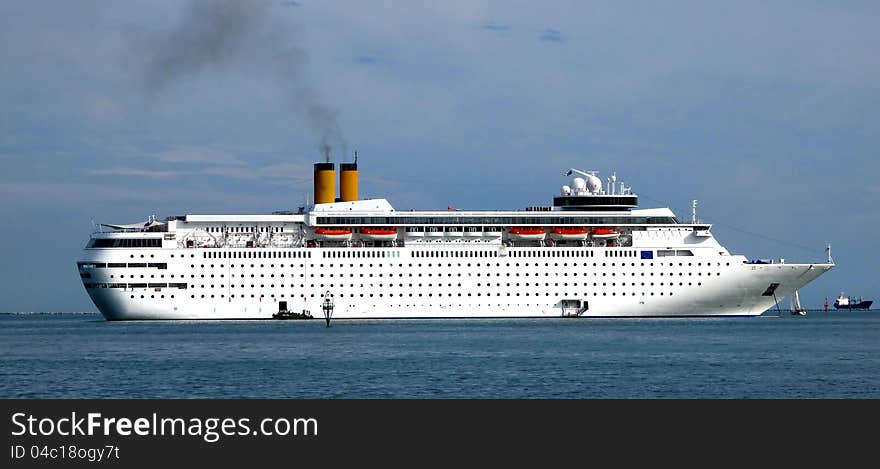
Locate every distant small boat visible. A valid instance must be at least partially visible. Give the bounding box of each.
[833,292,873,310]
[790,290,806,316]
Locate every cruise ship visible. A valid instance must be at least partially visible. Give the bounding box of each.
[77,161,833,320]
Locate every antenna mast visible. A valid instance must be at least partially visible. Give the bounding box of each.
[692,200,698,224]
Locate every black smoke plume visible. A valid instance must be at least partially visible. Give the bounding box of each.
[135,0,345,161]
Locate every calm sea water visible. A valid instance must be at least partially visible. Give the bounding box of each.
[1,312,878,398]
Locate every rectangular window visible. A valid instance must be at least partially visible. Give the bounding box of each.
[148,263,168,269]
[90,238,161,248]
[657,249,694,257]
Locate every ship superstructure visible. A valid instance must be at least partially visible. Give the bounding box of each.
[77,161,833,320]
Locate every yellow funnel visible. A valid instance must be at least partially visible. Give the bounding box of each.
[339,162,358,202]
[313,163,335,204]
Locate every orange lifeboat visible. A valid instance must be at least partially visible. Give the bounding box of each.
[591,227,620,239]
[314,226,352,241]
[507,226,546,240]
[360,226,398,240]
[549,226,589,240]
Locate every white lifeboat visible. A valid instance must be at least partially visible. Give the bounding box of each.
[359,227,398,240]
[591,227,620,239]
[549,226,589,240]
[314,227,352,241]
[507,226,546,240]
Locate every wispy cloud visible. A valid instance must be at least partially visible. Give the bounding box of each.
[0,181,148,206]
[154,146,245,166]
[91,167,185,178]
[83,156,311,184]
[539,28,565,43]
[355,55,378,65]
[81,93,123,124]
[482,22,509,32]
[0,180,287,209]
[198,166,253,179]
[201,162,311,186]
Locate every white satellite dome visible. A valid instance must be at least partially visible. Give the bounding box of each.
[572,177,587,193]
[561,185,571,196]
[583,173,602,193]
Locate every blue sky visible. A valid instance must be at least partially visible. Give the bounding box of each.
[1,0,877,311]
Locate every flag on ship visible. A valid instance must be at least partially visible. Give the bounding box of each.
[564,170,572,176]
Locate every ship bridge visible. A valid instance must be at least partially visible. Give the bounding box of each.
[554,168,638,211]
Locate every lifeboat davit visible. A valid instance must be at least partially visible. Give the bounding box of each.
[314,226,352,241]
[507,226,546,240]
[591,227,620,239]
[549,226,589,240]
[359,226,398,240]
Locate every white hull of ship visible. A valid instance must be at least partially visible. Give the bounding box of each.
[81,247,832,320]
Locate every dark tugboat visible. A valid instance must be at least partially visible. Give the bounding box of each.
[272,301,313,320]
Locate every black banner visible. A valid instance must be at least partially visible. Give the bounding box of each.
[1,400,871,467]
